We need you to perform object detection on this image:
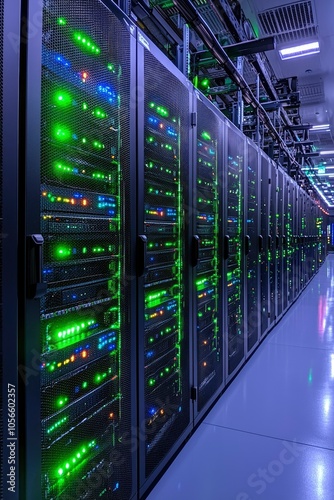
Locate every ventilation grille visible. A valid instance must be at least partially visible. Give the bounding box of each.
[258,1,318,45]
[299,81,324,104]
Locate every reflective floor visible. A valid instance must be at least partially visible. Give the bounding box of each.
[147,255,334,500]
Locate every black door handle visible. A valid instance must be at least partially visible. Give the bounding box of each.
[259,235,263,253]
[137,235,147,277]
[245,235,250,255]
[224,235,230,260]
[27,234,47,299]
[191,235,200,267]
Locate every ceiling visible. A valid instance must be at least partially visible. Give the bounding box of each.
[131,0,334,210]
[240,0,334,207]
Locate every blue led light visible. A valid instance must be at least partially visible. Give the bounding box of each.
[148,116,159,126]
[97,84,117,104]
[167,126,177,138]
[55,54,71,67]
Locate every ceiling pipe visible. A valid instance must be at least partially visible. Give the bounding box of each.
[172,0,299,168]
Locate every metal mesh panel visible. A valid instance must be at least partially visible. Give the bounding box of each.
[0,0,4,496]
[276,170,283,317]
[269,164,276,325]
[227,126,244,375]
[246,143,259,352]
[40,1,132,497]
[195,100,222,411]
[143,49,190,478]
[260,156,269,336]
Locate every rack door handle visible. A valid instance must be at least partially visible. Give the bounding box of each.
[268,235,272,250]
[191,235,200,267]
[245,235,250,255]
[276,235,279,249]
[282,234,287,247]
[137,235,147,277]
[27,234,47,299]
[224,235,230,260]
[258,235,263,253]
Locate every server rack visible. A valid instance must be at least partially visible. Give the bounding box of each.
[286,179,293,305]
[269,161,277,326]
[136,31,192,494]
[245,139,260,354]
[192,91,223,420]
[260,152,270,337]
[2,1,21,499]
[23,1,137,498]
[225,122,245,378]
[276,167,284,321]
[282,176,289,312]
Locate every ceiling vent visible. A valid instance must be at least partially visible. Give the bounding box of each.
[299,81,324,104]
[258,1,318,45]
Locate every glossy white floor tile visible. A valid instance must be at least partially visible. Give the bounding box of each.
[147,256,334,500]
[147,424,334,500]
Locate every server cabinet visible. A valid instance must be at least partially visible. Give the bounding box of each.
[260,152,270,337]
[287,182,294,304]
[269,161,277,326]
[2,2,21,499]
[245,140,260,354]
[192,92,223,418]
[137,32,192,493]
[24,1,137,498]
[225,123,245,377]
[282,176,289,312]
[276,168,284,320]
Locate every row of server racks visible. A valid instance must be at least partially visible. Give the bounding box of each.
[0,0,327,498]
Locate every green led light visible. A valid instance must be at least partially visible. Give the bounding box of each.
[200,78,210,89]
[107,63,115,72]
[148,378,155,386]
[93,140,105,149]
[201,131,211,141]
[54,162,76,174]
[82,381,88,389]
[82,102,88,110]
[46,416,68,434]
[55,441,96,480]
[56,246,71,258]
[53,91,72,107]
[56,396,69,408]
[73,31,100,54]
[57,17,67,25]
[53,319,96,343]
[92,107,107,119]
[148,102,169,117]
[53,126,71,142]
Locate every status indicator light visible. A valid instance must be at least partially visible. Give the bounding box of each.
[53,91,72,107]
[73,32,100,54]
[201,131,211,141]
[92,107,107,119]
[55,54,70,67]
[53,126,71,142]
[148,102,169,117]
[107,63,115,72]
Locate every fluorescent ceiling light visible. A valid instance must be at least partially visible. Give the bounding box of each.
[319,150,334,155]
[279,41,320,60]
[310,124,330,131]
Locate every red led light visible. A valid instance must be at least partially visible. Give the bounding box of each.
[81,71,88,82]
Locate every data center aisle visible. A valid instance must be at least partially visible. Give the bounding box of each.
[147,255,334,500]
